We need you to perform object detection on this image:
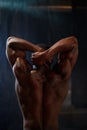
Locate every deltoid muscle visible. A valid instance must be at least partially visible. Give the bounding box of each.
[6,36,78,130]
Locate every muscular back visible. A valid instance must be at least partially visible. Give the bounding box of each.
[6,36,78,130]
[13,59,70,130]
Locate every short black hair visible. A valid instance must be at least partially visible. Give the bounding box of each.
[37,44,50,50]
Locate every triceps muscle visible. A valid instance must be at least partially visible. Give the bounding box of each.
[67,45,78,68]
[6,46,26,67]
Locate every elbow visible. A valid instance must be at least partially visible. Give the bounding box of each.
[6,36,15,48]
[71,36,78,45]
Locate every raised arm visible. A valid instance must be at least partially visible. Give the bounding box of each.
[47,36,78,58]
[32,36,78,67]
[47,36,78,68]
[6,36,43,66]
[6,36,43,52]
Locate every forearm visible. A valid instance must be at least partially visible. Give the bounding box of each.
[6,36,42,52]
[47,36,78,57]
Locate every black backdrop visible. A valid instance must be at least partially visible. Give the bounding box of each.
[0,0,87,130]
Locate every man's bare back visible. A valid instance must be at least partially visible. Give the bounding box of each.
[6,36,78,130]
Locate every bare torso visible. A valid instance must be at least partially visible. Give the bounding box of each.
[6,36,78,130]
[14,62,69,130]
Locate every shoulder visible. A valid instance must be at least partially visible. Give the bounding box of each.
[52,59,72,80]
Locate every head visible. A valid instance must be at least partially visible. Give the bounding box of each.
[38,43,50,50]
[31,44,51,69]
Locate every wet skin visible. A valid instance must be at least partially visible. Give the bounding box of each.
[6,36,78,130]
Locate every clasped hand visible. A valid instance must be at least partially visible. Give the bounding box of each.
[31,50,52,66]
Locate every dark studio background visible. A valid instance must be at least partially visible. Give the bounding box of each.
[0,0,87,130]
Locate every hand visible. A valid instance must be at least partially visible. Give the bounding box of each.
[32,50,54,66]
[31,51,47,65]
